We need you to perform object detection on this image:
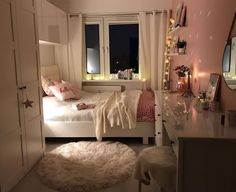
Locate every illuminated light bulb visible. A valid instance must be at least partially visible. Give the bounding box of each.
[170,18,175,24]
[142,78,146,82]
[86,75,91,80]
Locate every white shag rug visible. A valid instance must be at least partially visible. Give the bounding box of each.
[37,141,136,192]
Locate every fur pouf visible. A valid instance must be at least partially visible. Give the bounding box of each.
[37,141,136,192]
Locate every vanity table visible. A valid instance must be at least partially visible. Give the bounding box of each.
[155,91,236,192]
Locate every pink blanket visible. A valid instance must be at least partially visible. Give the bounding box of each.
[137,90,155,122]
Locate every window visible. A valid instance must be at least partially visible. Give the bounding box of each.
[109,24,139,74]
[84,16,139,78]
[85,24,100,74]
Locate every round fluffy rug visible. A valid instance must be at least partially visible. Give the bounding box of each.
[37,141,136,192]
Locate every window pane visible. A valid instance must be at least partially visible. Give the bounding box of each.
[85,24,100,74]
[109,24,139,74]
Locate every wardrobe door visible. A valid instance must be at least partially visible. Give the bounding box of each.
[0,0,24,191]
[15,0,44,170]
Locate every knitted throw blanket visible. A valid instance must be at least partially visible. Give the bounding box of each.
[93,90,142,141]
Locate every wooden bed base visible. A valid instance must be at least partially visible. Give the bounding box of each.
[44,121,155,144]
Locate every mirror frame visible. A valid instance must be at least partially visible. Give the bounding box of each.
[222,12,236,90]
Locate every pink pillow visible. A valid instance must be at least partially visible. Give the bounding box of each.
[41,76,55,96]
[49,83,76,101]
[61,80,80,99]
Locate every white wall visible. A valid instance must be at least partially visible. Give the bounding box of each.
[48,0,172,13]
[39,44,55,66]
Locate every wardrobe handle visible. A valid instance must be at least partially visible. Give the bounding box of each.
[170,140,175,144]
[19,86,27,90]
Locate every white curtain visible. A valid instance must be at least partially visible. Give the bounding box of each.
[68,14,83,89]
[139,11,168,90]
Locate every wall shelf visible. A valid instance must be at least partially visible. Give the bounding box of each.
[168,26,181,35]
[165,52,186,56]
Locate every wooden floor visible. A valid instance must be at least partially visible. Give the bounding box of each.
[11,139,161,192]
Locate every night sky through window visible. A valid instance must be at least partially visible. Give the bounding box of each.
[109,24,139,74]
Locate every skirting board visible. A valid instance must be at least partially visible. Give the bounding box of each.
[44,121,155,144]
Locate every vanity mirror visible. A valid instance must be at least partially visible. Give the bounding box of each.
[222,13,236,90]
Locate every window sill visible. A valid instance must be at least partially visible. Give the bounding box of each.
[82,79,146,83]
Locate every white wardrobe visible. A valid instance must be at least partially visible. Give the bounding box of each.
[0,0,44,192]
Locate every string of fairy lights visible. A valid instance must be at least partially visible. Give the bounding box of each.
[163,18,175,90]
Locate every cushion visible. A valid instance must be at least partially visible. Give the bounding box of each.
[49,83,76,101]
[61,80,80,99]
[41,76,55,96]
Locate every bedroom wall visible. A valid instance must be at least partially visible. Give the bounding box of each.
[39,44,55,66]
[171,0,236,111]
[48,0,172,13]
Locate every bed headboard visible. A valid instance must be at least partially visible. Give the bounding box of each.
[41,65,60,81]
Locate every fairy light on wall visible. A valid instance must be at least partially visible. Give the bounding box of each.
[163,18,175,90]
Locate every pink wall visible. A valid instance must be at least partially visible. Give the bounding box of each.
[171,0,236,111]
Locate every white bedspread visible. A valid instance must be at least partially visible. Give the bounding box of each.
[93,90,142,141]
[43,91,112,122]
[43,90,142,141]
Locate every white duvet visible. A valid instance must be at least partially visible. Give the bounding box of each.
[43,91,112,122]
[43,90,142,141]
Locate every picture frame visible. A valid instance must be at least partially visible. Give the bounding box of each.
[207,73,221,102]
[175,2,183,27]
[179,5,187,27]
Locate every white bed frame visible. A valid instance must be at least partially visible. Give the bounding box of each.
[44,121,154,144]
[41,65,155,144]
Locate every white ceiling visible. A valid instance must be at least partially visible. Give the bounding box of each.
[48,0,172,13]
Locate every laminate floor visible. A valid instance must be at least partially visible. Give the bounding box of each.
[11,139,161,192]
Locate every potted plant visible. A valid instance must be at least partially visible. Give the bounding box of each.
[174,65,191,92]
[176,39,186,54]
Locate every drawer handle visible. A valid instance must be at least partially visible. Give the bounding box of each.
[170,140,175,144]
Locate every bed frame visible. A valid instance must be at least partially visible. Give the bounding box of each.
[41,65,155,144]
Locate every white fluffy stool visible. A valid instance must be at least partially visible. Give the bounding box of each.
[134,146,176,192]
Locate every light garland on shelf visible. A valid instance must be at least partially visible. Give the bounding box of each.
[163,18,175,90]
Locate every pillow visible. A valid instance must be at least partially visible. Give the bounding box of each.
[61,80,80,99]
[49,83,76,101]
[41,76,55,96]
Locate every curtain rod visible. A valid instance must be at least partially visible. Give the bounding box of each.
[69,10,170,17]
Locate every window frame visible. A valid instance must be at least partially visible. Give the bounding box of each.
[83,15,139,79]
[104,16,139,76]
[83,17,105,78]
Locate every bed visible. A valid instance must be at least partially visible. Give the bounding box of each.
[41,65,155,144]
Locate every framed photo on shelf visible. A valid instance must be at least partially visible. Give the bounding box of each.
[175,2,183,27]
[179,5,187,27]
[207,73,221,102]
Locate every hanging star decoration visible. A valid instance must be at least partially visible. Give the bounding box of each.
[23,98,34,108]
